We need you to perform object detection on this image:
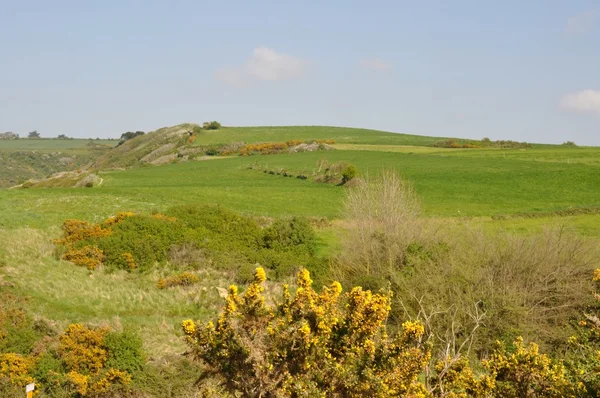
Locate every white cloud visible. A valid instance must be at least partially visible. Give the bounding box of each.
[215,47,308,86]
[566,9,598,34]
[560,90,600,114]
[360,58,392,72]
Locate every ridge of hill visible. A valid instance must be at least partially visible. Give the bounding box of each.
[91,124,452,170]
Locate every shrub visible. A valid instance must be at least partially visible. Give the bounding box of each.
[262,217,317,255]
[239,142,289,156]
[202,121,222,130]
[104,330,145,375]
[341,164,358,184]
[157,272,200,289]
[55,205,322,281]
[0,353,34,387]
[182,268,431,396]
[58,324,109,374]
[62,245,104,270]
[484,337,576,397]
[335,169,598,364]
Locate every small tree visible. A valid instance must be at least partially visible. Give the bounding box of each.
[57,134,69,139]
[28,130,40,139]
[0,132,18,140]
[182,267,430,396]
[202,121,222,130]
[341,164,358,184]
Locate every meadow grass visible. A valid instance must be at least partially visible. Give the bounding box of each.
[0,138,117,151]
[192,125,449,146]
[0,228,229,357]
[335,143,600,166]
[2,149,600,229]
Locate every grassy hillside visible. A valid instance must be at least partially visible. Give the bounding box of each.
[0,138,117,151]
[0,139,116,187]
[2,124,600,396]
[191,125,449,146]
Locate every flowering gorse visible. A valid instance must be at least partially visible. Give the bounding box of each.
[182,267,430,397]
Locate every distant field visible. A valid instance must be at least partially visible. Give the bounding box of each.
[0,138,118,151]
[2,149,599,229]
[334,143,600,166]
[192,126,449,146]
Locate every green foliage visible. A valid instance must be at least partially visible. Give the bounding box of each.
[104,329,145,375]
[202,121,222,130]
[119,130,145,145]
[32,351,66,387]
[341,163,357,184]
[262,216,317,255]
[94,214,186,271]
[55,205,322,281]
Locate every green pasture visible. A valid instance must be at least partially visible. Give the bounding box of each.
[0,138,117,151]
[192,126,448,146]
[2,148,599,230]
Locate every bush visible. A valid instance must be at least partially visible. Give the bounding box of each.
[262,216,317,255]
[335,168,598,364]
[182,268,430,396]
[202,121,222,130]
[104,330,145,375]
[157,272,200,289]
[239,142,289,156]
[55,205,323,282]
[341,164,358,184]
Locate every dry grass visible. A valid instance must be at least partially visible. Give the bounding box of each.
[337,169,439,277]
[333,169,600,358]
[0,227,232,361]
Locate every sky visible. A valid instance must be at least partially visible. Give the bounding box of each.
[1,1,599,145]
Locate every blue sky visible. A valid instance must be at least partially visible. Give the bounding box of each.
[1,1,599,144]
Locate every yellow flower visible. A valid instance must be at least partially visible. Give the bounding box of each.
[254,267,267,283]
[182,319,196,335]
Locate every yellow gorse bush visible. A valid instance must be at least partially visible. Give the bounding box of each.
[0,353,34,387]
[59,323,110,374]
[157,271,200,289]
[182,267,430,397]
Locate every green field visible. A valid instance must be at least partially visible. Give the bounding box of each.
[2,147,599,230]
[1,125,600,396]
[191,125,449,146]
[0,138,118,151]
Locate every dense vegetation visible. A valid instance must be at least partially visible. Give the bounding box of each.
[2,124,600,396]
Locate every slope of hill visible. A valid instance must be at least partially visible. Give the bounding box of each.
[0,139,116,187]
[92,123,199,170]
[90,124,451,170]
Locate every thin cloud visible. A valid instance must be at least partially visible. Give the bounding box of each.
[560,90,600,114]
[360,58,392,72]
[566,9,598,35]
[215,47,308,87]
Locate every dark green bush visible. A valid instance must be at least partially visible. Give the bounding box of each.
[262,217,317,255]
[202,121,222,130]
[104,329,145,375]
[341,164,358,184]
[32,351,65,388]
[57,205,324,282]
[89,215,188,271]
